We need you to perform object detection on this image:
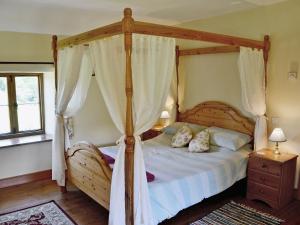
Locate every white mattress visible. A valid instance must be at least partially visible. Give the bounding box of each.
[99,133,251,224]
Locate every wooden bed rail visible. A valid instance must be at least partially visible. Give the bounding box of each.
[179,45,240,56]
[58,9,265,50]
[133,21,264,49]
[58,22,123,49]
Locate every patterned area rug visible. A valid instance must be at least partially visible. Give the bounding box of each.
[0,201,77,225]
[191,201,284,225]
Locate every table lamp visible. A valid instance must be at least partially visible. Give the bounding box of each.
[269,128,287,155]
[159,110,170,127]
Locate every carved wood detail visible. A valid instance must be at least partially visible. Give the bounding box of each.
[122,7,135,225]
[178,101,255,137]
[65,142,112,210]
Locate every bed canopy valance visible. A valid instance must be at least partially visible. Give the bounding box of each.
[52,8,270,225]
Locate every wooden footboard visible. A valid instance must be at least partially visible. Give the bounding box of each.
[66,142,112,210]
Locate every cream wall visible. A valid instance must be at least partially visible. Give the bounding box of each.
[180,52,251,118]
[71,77,121,146]
[178,0,300,187]
[0,142,52,179]
[0,32,53,62]
[0,31,118,179]
[0,32,53,179]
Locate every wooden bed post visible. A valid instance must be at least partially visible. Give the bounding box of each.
[175,45,180,121]
[52,35,67,193]
[263,35,270,87]
[52,35,58,90]
[123,8,135,225]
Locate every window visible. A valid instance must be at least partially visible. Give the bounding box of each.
[0,73,44,139]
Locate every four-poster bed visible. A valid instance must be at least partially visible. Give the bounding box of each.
[52,7,270,225]
[65,101,255,224]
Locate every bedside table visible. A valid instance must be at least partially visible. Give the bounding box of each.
[142,125,163,141]
[247,148,298,209]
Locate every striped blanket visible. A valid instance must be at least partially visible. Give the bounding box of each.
[100,133,250,224]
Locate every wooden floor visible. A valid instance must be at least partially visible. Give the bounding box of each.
[1,180,300,225]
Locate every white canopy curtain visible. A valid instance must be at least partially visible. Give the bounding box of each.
[177,59,186,113]
[238,46,267,150]
[52,45,92,186]
[165,71,177,123]
[132,34,175,225]
[165,57,186,122]
[64,50,93,147]
[89,35,127,225]
[89,34,175,225]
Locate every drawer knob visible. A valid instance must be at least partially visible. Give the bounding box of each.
[261,164,267,168]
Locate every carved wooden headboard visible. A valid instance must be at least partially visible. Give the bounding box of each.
[178,101,255,137]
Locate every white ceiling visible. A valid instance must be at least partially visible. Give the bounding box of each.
[0,0,287,35]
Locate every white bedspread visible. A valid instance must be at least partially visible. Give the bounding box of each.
[99,133,251,224]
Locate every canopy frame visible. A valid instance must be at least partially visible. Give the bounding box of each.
[52,8,270,225]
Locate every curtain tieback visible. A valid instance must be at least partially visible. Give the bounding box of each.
[116,135,126,146]
[55,114,64,122]
[116,135,143,147]
[134,135,144,145]
[255,114,267,122]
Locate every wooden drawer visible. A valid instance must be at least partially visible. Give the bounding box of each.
[249,157,282,176]
[248,169,280,189]
[247,181,279,203]
[247,149,298,209]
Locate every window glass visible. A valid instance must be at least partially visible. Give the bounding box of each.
[0,77,10,134]
[15,76,41,131]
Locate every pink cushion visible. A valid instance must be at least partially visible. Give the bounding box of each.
[102,153,115,164]
[102,153,155,182]
[145,171,155,182]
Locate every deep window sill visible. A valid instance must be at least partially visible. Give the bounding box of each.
[0,134,52,149]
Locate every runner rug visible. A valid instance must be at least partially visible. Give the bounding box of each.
[190,201,284,225]
[0,201,77,225]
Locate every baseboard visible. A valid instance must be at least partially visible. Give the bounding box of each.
[0,170,52,189]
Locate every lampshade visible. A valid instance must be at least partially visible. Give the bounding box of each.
[160,111,170,119]
[269,128,287,142]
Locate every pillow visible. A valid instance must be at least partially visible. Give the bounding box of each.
[163,122,186,135]
[188,123,207,134]
[208,126,251,151]
[171,125,193,147]
[163,122,206,135]
[188,129,210,152]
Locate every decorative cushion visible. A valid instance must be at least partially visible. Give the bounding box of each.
[208,126,252,151]
[188,129,210,152]
[171,125,193,147]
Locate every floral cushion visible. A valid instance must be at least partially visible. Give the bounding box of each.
[188,129,210,152]
[171,125,193,147]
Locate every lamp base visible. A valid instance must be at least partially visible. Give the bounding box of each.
[273,142,281,155]
[273,149,281,155]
